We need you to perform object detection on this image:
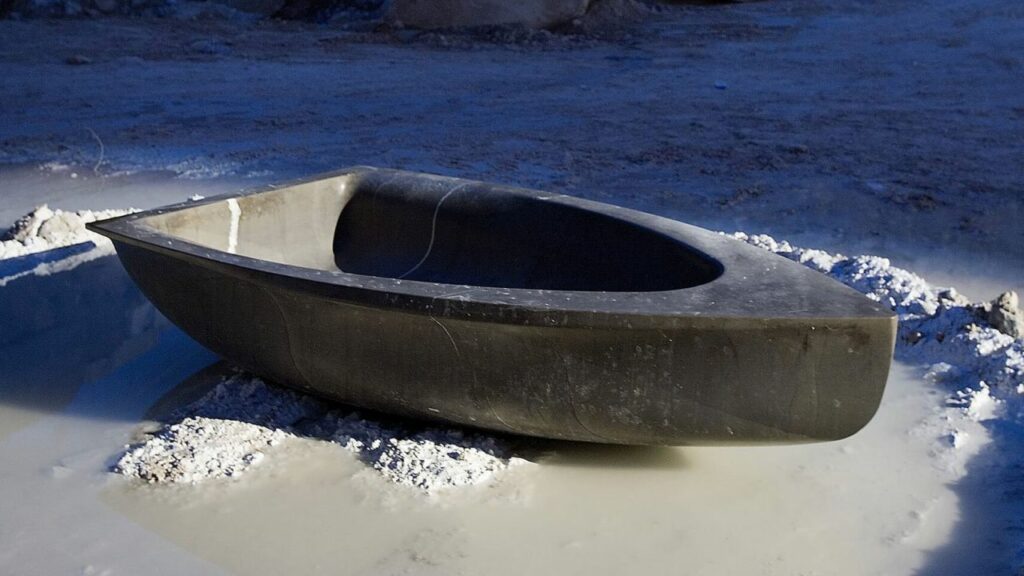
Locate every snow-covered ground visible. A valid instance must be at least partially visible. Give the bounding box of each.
[1,0,1022,574]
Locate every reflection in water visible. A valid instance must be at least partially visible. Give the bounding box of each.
[0,253,168,439]
[522,441,690,471]
[143,362,230,422]
[0,252,222,574]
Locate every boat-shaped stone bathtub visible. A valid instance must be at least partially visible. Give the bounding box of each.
[88,167,896,445]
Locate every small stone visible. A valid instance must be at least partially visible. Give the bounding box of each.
[37,212,85,243]
[937,288,971,307]
[987,291,1023,339]
[50,465,74,479]
[951,430,968,449]
[187,39,232,56]
[713,80,728,90]
[65,55,92,65]
[388,0,588,30]
[93,0,120,13]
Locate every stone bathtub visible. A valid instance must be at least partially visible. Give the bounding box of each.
[88,167,896,445]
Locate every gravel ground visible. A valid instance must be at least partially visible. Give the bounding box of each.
[1,0,1021,293]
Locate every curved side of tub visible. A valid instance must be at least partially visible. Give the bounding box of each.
[108,240,895,446]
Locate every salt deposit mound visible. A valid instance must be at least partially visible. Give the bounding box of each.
[116,373,529,493]
[0,205,133,260]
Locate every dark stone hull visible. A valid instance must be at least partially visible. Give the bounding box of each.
[90,167,896,445]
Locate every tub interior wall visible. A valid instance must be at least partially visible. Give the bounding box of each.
[137,173,723,292]
[138,175,356,270]
[332,178,722,291]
